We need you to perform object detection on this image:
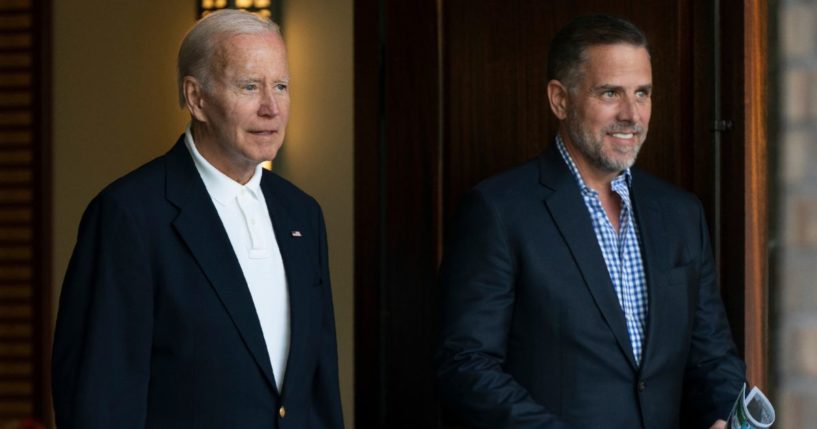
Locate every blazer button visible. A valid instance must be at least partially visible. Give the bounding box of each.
[638,381,646,392]
[279,405,286,418]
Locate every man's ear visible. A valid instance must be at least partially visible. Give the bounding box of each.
[547,79,569,120]
[183,76,207,122]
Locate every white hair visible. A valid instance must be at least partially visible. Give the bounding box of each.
[177,9,281,107]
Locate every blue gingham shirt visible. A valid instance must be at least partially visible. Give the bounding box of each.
[556,136,649,365]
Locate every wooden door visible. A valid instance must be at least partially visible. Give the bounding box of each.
[354,1,767,427]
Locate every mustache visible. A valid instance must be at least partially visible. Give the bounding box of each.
[604,123,646,134]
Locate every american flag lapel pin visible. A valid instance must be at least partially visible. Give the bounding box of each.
[291,230,302,237]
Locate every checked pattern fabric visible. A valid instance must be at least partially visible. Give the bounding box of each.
[556,136,649,365]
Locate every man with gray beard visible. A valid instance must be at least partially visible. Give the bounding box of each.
[436,14,746,429]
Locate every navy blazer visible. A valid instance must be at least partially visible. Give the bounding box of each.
[52,137,344,429]
[436,143,746,429]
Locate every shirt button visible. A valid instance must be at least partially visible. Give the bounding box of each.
[637,381,646,392]
[279,405,286,418]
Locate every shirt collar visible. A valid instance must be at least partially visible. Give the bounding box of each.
[555,134,632,195]
[184,123,264,205]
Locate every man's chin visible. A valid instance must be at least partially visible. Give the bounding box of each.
[596,156,636,173]
[248,141,282,160]
[606,149,640,170]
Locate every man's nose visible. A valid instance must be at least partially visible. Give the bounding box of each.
[258,89,280,117]
[617,96,641,123]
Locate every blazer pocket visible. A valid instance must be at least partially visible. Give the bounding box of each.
[667,263,696,286]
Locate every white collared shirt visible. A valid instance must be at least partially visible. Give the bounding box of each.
[184,125,290,391]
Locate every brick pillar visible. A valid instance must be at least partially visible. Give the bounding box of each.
[777,0,817,426]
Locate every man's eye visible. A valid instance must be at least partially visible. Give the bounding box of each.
[243,83,258,91]
[275,83,288,92]
[636,90,650,98]
[602,90,616,98]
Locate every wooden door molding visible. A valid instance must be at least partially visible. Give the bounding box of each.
[718,0,768,391]
[741,0,769,391]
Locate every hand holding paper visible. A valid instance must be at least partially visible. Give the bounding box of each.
[727,384,775,429]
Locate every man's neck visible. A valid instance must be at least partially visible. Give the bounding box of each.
[558,131,624,232]
[559,131,619,194]
[189,121,255,184]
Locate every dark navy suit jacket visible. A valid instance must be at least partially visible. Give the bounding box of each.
[52,137,344,428]
[436,143,746,429]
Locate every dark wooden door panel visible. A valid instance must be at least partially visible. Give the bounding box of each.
[354,0,443,427]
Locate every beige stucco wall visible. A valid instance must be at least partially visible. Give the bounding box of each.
[52,1,191,305]
[51,1,354,426]
[279,1,355,426]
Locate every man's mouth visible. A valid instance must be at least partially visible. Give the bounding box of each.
[606,124,644,141]
[610,132,635,139]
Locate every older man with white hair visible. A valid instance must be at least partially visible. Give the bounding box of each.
[52,10,344,428]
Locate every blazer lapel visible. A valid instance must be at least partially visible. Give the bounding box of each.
[163,138,277,392]
[630,174,673,372]
[260,174,315,396]
[538,146,638,370]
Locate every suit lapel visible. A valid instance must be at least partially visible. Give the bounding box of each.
[163,138,277,392]
[260,174,314,396]
[538,146,638,369]
[630,174,673,372]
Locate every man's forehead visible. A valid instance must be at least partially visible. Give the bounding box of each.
[578,44,651,79]
[582,43,652,64]
[215,31,283,51]
[212,31,287,70]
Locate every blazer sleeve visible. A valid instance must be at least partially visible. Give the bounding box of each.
[681,198,747,427]
[308,203,345,429]
[435,189,572,429]
[52,193,154,428]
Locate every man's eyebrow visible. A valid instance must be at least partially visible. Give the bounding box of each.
[234,77,260,83]
[592,84,623,92]
[591,84,653,92]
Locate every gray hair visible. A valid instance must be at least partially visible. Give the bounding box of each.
[547,15,648,91]
[177,9,281,107]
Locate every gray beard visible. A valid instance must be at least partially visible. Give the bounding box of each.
[565,113,646,173]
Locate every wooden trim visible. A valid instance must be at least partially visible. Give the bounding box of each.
[743,0,768,391]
